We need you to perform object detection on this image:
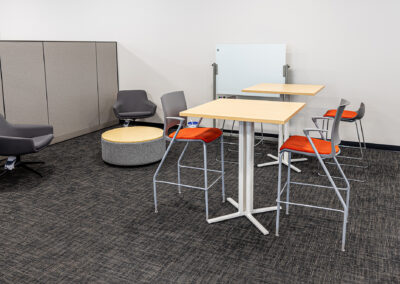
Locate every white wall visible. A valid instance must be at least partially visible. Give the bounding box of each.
[0,0,399,145]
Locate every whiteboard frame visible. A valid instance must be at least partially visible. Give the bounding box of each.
[214,44,287,98]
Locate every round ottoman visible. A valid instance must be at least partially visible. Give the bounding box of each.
[101,126,165,166]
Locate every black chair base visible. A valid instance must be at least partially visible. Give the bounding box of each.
[119,119,136,127]
[1,158,45,178]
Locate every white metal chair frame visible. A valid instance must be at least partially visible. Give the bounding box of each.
[276,99,351,251]
[153,111,225,221]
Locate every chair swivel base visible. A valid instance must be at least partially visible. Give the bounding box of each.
[120,119,136,127]
[1,157,45,178]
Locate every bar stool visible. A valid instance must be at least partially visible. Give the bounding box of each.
[320,102,366,166]
[153,91,225,220]
[276,99,351,251]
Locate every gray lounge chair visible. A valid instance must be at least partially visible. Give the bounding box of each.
[0,114,53,177]
[113,90,157,126]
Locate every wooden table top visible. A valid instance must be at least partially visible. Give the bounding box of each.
[180,99,305,125]
[242,83,325,96]
[102,126,163,143]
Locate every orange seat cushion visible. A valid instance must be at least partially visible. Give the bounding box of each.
[324,109,357,119]
[280,135,339,155]
[169,127,222,143]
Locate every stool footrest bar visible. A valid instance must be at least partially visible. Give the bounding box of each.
[155,174,222,191]
[290,181,348,191]
[179,164,222,173]
[277,200,345,213]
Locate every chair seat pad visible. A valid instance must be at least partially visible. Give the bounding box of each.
[280,135,339,155]
[169,127,222,143]
[324,109,357,119]
[118,111,154,118]
[33,134,53,151]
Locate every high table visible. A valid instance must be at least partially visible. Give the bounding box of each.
[242,83,325,172]
[180,99,305,235]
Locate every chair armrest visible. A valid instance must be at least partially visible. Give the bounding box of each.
[13,124,53,138]
[312,116,334,121]
[165,117,185,140]
[145,100,157,109]
[144,100,157,114]
[166,116,185,125]
[311,116,333,140]
[0,136,35,156]
[303,128,328,140]
[113,101,123,118]
[113,101,123,112]
[303,128,328,135]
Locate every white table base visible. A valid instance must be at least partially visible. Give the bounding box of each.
[207,121,277,235]
[257,123,308,172]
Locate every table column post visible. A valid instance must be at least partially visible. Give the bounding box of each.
[245,121,254,213]
[238,121,247,212]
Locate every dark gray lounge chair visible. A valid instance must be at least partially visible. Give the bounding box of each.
[113,90,157,126]
[0,114,53,177]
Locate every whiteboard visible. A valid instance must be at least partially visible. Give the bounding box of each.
[216,44,286,98]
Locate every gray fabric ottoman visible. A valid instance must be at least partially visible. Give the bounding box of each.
[101,126,165,166]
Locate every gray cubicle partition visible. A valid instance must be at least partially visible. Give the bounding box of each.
[0,40,119,144]
[0,64,4,116]
[0,42,48,125]
[96,42,118,124]
[44,42,100,138]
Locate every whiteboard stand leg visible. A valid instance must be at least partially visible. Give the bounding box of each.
[212,62,218,128]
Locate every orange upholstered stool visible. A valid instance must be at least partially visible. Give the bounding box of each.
[276,99,351,252]
[153,91,225,221]
[280,135,339,155]
[324,109,357,120]
[320,102,367,169]
[169,128,222,143]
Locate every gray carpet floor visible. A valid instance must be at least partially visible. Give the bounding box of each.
[0,127,399,283]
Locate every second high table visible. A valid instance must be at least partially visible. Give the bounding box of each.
[180,99,305,235]
[242,83,325,172]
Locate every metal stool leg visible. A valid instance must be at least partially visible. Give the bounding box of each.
[359,120,366,149]
[333,156,351,220]
[220,135,225,202]
[153,136,178,213]
[322,120,368,181]
[355,120,363,158]
[203,142,209,220]
[254,123,265,147]
[276,152,283,236]
[230,121,236,137]
[334,156,350,251]
[333,120,367,165]
[221,119,226,131]
[177,142,189,194]
[286,152,292,215]
[315,154,348,252]
[153,182,158,213]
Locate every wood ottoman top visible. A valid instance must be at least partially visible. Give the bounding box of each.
[102,126,163,143]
